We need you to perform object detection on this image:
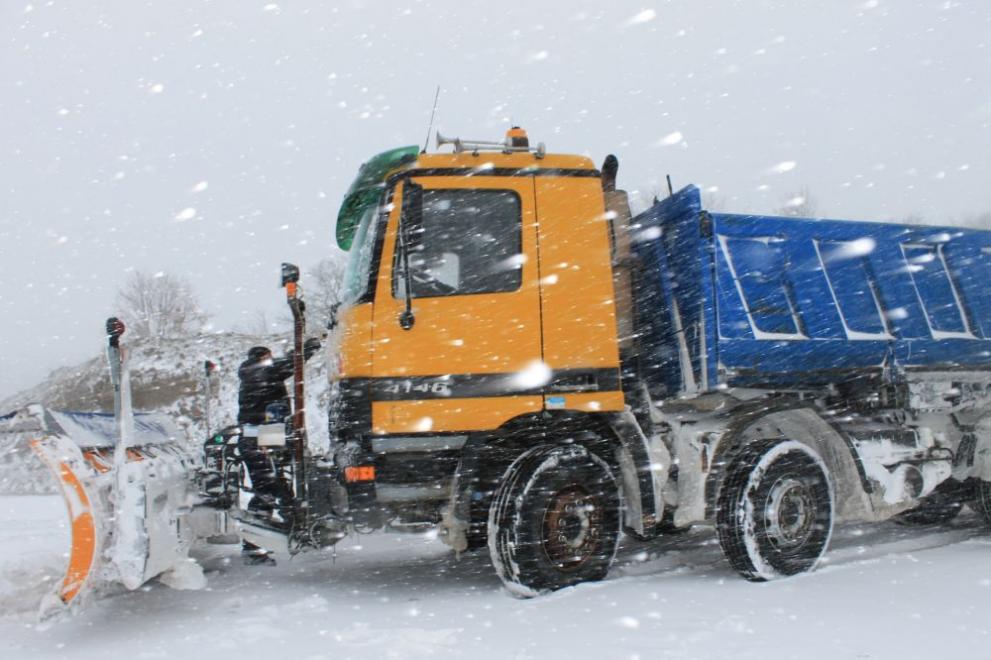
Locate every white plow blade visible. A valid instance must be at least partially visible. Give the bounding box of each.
[112,444,203,591]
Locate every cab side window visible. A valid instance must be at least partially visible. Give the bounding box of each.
[394,189,522,299]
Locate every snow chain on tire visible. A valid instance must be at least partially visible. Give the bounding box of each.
[716,438,834,582]
[487,444,621,597]
[975,479,991,527]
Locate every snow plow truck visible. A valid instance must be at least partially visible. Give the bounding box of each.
[28,126,991,612]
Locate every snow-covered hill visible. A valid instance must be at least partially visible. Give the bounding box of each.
[0,332,333,494]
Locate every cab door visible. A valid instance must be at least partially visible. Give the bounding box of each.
[370,175,543,435]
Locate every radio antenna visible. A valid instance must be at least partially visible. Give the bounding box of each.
[421,85,441,154]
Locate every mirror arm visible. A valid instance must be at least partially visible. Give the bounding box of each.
[398,231,415,329]
[398,181,417,330]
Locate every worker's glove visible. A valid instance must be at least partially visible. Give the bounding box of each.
[303,337,322,359]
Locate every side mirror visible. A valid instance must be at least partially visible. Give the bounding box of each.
[281,262,300,287]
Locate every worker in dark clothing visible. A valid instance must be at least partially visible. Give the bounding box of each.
[238,340,321,425]
[236,338,321,565]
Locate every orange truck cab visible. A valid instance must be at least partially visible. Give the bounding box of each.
[329,129,669,592]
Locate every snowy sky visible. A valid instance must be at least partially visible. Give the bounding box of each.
[1,0,990,400]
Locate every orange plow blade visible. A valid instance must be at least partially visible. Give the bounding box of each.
[30,435,106,611]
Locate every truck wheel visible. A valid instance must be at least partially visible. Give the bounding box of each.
[716,439,834,581]
[894,491,963,527]
[487,444,621,596]
[975,480,991,527]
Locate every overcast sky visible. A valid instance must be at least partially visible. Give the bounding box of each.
[1,0,989,400]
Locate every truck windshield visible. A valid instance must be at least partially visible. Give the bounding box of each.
[336,145,418,250]
[340,200,383,306]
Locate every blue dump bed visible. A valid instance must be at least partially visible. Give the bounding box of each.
[631,186,991,397]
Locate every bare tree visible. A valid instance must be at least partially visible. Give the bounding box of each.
[701,189,726,212]
[303,257,346,330]
[777,187,818,218]
[960,211,991,230]
[249,309,271,336]
[116,271,208,338]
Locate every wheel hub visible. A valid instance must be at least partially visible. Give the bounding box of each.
[542,486,601,571]
[764,477,816,550]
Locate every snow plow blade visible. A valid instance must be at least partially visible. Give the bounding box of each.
[13,406,225,617]
[30,433,102,608]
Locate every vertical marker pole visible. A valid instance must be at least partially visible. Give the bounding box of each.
[106,317,132,469]
[106,316,139,584]
[281,263,307,516]
[203,360,216,438]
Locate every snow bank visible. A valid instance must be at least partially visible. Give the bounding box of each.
[0,496,69,618]
[2,493,989,659]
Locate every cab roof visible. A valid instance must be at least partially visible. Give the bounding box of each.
[336,134,600,250]
[408,150,598,174]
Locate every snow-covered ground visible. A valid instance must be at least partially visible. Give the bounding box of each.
[1,494,989,660]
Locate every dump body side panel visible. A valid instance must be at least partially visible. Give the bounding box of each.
[632,186,991,394]
[630,189,717,399]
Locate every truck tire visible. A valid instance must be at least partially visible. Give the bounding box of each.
[716,439,834,582]
[975,480,991,527]
[487,444,621,596]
